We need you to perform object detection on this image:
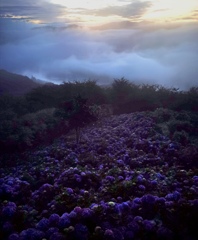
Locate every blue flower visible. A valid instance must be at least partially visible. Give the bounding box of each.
[81,208,93,218]
[141,194,156,206]
[8,233,20,240]
[2,202,17,218]
[36,218,50,231]
[20,228,45,240]
[139,184,146,191]
[46,227,59,238]
[156,173,165,180]
[66,188,74,194]
[165,191,181,201]
[75,223,89,240]
[49,232,65,240]
[133,216,143,223]
[104,229,114,238]
[58,216,70,229]
[143,219,156,231]
[49,214,60,226]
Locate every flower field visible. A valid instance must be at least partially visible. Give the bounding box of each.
[0,111,198,240]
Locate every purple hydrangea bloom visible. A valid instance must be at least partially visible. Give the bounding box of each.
[8,233,20,240]
[68,210,77,219]
[141,194,156,206]
[104,229,114,237]
[139,184,146,191]
[133,197,142,204]
[143,219,156,231]
[49,232,65,240]
[117,159,124,166]
[2,202,17,218]
[66,188,74,194]
[133,216,143,223]
[81,208,93,218]
[165,191,181,201]
[127,221,140,233]
[156,173,165,180]
[106,176,115,182]
[36,218,50,231]
[74,206,82,214]
[58,216,70,229]
[117,176,124,181]
[46,227,59,238]
[156,197,166,205]
[151,180,158,186]
[49,214,60,226]
[20,228,45,240]
[74,223,89,240]
[137,175,144,183]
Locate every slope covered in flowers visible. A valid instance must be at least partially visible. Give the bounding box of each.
[0,111,198,240]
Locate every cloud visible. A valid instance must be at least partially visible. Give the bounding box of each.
[85,1,152,19]
[0,0,67,22]
[0,19,198,90]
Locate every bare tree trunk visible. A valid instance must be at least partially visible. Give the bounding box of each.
[75,127,81,144]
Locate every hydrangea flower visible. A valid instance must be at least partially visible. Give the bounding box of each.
[143,219,156,231]
[46,227,59,238]
[74,223,89,240]
[66,188,74,194]
[49,213,60,226]
[139,184,146,191]
[58,216,70,229]
[8,233,20,240]
[20,228,45,240]
[2,202,17,218]
[36,218,50,231]
[104,229,114,237]
[141,194,156,206]
[49,232,65,240]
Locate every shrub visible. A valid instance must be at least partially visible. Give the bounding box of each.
[172,130,189,145]
[152,108,174,123]
[168,120,193,135]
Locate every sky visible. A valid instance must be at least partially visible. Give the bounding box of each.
[0,0,198,89]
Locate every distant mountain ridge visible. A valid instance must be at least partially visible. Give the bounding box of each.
[0,70,43,96]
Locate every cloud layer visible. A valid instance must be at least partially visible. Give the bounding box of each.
[0,0,198,90]
[0,0,67,22]
[84,1,152,19]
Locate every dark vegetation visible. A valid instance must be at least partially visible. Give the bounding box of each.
[0,70,43,96]
[0,73,198,240]
[0,76,198,165]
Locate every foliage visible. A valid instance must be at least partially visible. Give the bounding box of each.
[0,108,69,156]
[151,108,174,123]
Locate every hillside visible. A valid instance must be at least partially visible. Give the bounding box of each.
[0,111,197,240]
[0,70,42,96]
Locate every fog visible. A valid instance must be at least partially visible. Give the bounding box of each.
[0,18,198,89]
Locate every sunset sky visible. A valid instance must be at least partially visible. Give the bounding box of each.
[0,0,198,89]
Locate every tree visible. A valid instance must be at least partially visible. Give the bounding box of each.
[55,95,97,143]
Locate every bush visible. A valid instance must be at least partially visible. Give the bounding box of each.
[0,108,69,156]
[168,120,193,135]
[152,108,174,123]
[172,130,189,145]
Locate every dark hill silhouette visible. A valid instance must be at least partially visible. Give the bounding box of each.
[0,69,44,96]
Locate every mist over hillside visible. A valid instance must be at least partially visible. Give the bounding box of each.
[0,69,51,96]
